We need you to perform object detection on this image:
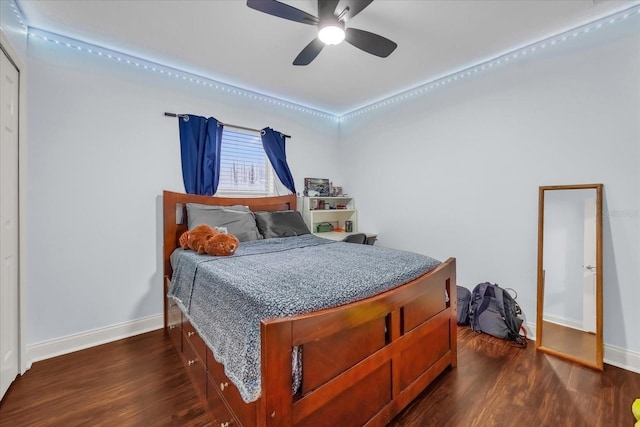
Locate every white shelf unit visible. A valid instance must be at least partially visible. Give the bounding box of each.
[300,196,358,234]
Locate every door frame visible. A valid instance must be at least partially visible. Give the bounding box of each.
[0,29,28,375]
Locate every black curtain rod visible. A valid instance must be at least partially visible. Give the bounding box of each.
[164,112,290,138]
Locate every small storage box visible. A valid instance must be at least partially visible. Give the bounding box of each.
[316,222,333,232]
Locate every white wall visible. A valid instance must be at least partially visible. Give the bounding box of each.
[25,37,340,347]
[338,18,640,357]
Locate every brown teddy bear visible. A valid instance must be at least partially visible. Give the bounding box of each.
[179,224,239,256]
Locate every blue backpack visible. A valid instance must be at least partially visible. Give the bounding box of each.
[469,282,526,347]
[456,285,472,325]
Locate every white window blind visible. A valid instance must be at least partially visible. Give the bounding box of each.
[216,128,277,196]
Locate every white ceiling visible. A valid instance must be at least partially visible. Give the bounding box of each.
[17,0,639,115]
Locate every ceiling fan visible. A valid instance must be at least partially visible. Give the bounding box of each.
[246,0,397,66]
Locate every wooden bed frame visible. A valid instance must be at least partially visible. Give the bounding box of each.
[163,190,457,427]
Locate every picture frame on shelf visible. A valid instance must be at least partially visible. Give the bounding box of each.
[331,186,343,197]
[304,178,330,196]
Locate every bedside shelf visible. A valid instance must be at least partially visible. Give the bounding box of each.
[299,196,357,233]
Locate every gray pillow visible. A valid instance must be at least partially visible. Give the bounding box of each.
[186,202,250,213]
[254,211,310,239]
[187,204,262,242]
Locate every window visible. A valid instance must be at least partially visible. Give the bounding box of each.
[216,128,277,196]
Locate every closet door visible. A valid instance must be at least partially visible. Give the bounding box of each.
[0,45,20,401]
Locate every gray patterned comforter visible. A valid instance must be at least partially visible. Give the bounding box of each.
[168,234,440,403]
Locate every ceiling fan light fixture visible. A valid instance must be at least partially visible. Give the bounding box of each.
[318,20,345,45]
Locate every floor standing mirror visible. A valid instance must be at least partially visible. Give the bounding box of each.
[536,184,603,370]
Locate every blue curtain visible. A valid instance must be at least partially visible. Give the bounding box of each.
[178,114,223,195]
[261,127,296,194]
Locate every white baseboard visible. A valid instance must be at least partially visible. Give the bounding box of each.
[524,321,536,340]
[26,314,164,369]
[524,321,640,374]
[603,344,640,374]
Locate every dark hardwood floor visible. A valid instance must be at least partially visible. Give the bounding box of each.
[1,327,638,427]
[0,330,210,426]
[390,328,640,427]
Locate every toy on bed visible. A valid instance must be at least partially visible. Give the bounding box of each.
[179,224,239,256]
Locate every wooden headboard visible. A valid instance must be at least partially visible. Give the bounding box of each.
[162,190,297,279]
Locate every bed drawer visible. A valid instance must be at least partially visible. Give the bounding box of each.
[207,375,238,427]
[183,321,207,363]
[183,337,207,401]
[207,347,256,427]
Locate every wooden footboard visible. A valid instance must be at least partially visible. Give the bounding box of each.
[162,190,457,426]
[260,257,456,427]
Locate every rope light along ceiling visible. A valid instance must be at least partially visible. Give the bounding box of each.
[7,0,27,31]
[340,4,640,121]
[10,0,640,121]
[24,27,337,121]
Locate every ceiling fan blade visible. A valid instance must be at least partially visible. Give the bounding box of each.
[338,0,374,21]
[293,38,325,66]
[247,0,319,25]
[318,0,340,20]
[345,27,397,57]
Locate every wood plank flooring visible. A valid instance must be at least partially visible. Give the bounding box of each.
[1,327,638,426]
[0,330,210,426]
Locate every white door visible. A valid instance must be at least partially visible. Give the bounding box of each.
[0,46,20,400]
[582,197,597,333]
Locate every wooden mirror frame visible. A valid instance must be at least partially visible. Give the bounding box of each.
[536,184,603,371]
